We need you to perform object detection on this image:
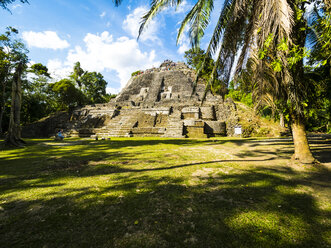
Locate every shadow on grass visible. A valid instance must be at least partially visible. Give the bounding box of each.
[0,138,330,247]
[1,166,330,248]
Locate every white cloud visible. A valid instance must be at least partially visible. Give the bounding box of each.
[100,11,106,18]
[12,4,22,9]
[22,31,70,50]
[47,59,72,81]
[27,60,36,67]
[106,87,120,94]
[123,6,161,44]
[173,0,191,14]
[26,60,37,81]
[50,31,160,90]
[177,27,190,54]
[162,0,191,15]
[178,42,190,55]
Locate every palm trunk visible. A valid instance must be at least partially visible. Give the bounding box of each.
[291,115,315,164]
[324,0,330,11]
[5,64,25,146]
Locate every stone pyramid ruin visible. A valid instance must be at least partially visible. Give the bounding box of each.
[22,60,239,138]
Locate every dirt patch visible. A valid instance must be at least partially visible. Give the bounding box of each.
[39,141,84,147]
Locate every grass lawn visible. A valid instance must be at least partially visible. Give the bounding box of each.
[0,137,330,248]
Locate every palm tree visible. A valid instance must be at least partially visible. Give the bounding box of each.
[124,0,330,164]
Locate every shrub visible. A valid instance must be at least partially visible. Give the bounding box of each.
[226,90,253,107]
[131,70,142,77]
[255,127,271,137]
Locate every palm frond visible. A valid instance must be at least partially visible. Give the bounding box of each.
[0,0,29,12]
[177,0,214,48]
[191,0,239,92]
[112,0,123,7]
[138,0,183,39]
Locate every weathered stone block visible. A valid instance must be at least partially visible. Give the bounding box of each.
[201,106,215,120]
[205,121,226,136]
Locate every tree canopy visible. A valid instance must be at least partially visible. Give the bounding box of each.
[0,26,114,143]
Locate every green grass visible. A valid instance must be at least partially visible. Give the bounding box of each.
[0,137,330,248]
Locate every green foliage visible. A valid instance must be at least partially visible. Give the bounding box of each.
[28,63,51,77]
[49,63,111,110]
[184,48,226,95]
[226,89,253,107]
[70,61,85,88]
[241,124,256,138]
[80,71,108,104]
[22,61,111,125]
[131,70,142,77]
[287,45,310,68]
[255,127,271,137]
[21,63,55,124]
[51,79,87,110]
[184,47,214,79]
[103,93,117,102]
[0,28,112,133]
[0,26,29,135]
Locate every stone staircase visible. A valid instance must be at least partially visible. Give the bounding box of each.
[163,110,184,138]
[66,108,137,138]
[100,110,138,137]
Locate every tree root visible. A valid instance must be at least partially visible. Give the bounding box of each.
[5,136,25,147]
[291,153,319,165]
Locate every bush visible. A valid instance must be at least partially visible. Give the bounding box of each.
[241,124,257,138]
[131,70,142,77]
[226,90,253,107]
[255,127,271,137]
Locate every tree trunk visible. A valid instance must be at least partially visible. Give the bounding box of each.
[0,74,9,136]
[0,94,5,136]
[291,116,315,164]
[279,113,285,128]
[5,65,25,146]
[324,0,330,11]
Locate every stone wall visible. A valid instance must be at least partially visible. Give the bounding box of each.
[22,112,68,137]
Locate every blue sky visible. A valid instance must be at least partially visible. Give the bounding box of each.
[1,0,223,93]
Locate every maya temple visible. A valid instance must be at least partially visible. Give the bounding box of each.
[22,60,240,138]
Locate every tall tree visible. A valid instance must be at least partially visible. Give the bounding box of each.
[69,62,110,104]
[130,0,330,164]
[51,79,87,110]
[80,71,108,104]
[70,61,85,89]
[5,32,28,146]
[0,31,12,135]
[21,63,52,124]
[0,27,26,138]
